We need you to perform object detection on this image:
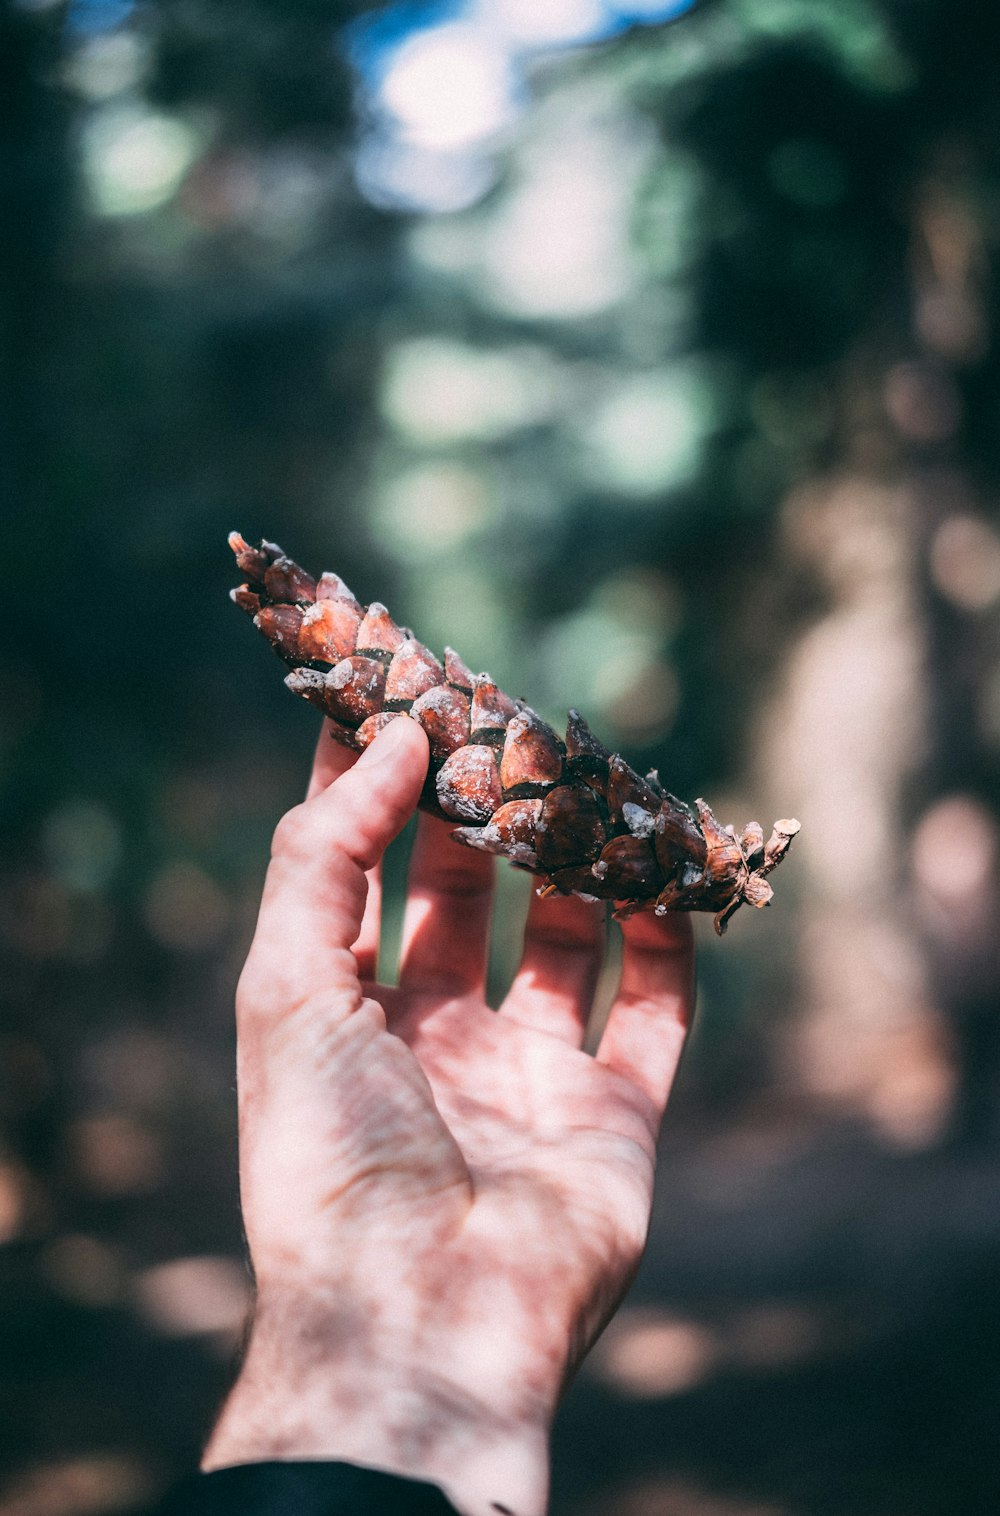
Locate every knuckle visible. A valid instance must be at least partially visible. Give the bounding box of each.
[270,802,314,860]
[234,957,268,1030]
[619,1208,652,1262]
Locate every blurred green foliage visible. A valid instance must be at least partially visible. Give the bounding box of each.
[3,0,1000,1511]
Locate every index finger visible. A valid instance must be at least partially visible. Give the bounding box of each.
[595,909,695,1117]
[306,718,358,799]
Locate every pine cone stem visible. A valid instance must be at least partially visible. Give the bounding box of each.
[229,533,799,935]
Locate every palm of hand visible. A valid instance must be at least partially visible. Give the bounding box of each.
[416,982,655,1225]
[285,976,660,1418]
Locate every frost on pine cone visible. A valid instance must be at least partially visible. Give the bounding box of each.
[229,533,800,935]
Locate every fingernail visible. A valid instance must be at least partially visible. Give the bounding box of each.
[358,713,414,768]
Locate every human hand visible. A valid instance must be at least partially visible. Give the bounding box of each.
[203,716,694,1516]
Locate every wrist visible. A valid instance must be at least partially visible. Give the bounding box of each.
[202,1303,552,1516]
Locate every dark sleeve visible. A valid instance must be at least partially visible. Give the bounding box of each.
[151,1461,463,1516]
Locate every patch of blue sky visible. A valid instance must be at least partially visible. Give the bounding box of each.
[65,0,135,36]
[346,0,701,87]
[343,0,465,85]
[610,0,699,22]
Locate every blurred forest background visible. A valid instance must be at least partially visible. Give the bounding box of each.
[3,0,1000,1511]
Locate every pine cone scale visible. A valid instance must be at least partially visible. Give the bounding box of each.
[436,745,503,824]
[410,685,471,757]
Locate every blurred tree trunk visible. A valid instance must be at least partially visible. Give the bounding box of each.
[906,154,1000,1147]
[762,105,1000,1151]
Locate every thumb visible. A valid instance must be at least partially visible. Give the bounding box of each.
[238,716,430,1029]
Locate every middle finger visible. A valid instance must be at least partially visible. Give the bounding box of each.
[499,888,605,1046]
[398,814,495,995]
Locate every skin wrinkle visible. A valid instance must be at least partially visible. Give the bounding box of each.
[313,1135,472,1226]
[252,966,367,1034]
[499,989,596,1049]
[265,841,366,912]
[422,1072,658,1170]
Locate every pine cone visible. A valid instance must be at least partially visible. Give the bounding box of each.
[229,533,799,935]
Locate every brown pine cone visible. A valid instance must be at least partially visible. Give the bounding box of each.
[229,533,799,935]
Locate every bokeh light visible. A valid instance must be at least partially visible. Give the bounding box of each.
[134,1255,251,1341]
[379,23,519,151]
[381,338,559,444]
[143,861,231,952]
[929,513,1000,611]
[476,115,649,317]
[582,367,712,494]
[64,31,148,99]
[469,0,611,49]
[0,1455,153,1516]
[373,461,491,556]
[42,802,121,894]
[82,105,200,216]
[592,1307,718,1397]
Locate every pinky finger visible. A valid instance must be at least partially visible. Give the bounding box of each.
[595,910,695,1116]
